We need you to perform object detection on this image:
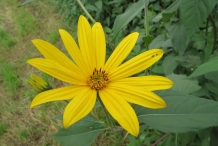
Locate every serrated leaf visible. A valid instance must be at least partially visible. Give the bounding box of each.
[113,0,147,36]
[180,0,218,39]
[52,115,106,146]
[169,23,187,55]
[136,90,218,133]
[189,56,218,77]
[167,73,201,94]
[162,53,179,75]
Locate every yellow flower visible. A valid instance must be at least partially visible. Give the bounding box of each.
[28,74,50,92]
[28,15,173,136]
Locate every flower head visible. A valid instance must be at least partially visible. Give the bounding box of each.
[28,15,173,136]
[28,74,51,92]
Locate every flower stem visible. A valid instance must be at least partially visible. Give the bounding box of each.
[97,95,114,130]
[76,0,96,23]
[144,0,149,37]
[76,0,115,50]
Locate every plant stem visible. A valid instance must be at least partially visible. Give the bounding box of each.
[209,14,217,54]
[151,133,171,146]
[144,0,149,37]
[76,0,96,23]
[175,133,178,145]
[97,95,114,130]
[76,0,115,50]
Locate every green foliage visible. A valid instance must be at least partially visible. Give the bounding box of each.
[22,0,218,145]
[136,90,218,133]
[52,115,106,146]
[190,56,218,77]
[180,0,218,39]
[167,73,201,94]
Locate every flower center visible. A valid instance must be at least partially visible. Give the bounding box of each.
[87,68,109,90]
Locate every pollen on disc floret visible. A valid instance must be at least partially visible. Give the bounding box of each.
[87,68,109,90]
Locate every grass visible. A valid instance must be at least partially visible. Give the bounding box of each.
[0,63,21,95]
[0,0,67,145]
[0,28,14,48]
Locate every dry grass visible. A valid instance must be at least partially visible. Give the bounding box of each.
[0,0,71,145]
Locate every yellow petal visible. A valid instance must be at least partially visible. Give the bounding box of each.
[106,83,166,109]
[63,87,96,128]
[104,32,139,72]
[32,39,82,74]
[92,22,106,69]
[30,86,86,108]
[78,15,93,74]
[59,29,88,75]
[27,58,86,85]
[99,88,139,136]
[114,76,173,91]
[109,49,163,81]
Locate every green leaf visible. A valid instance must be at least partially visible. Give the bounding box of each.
[189,56,218,77]
[169,23,187,55]
[85,4,99,12]
[206,82,218,96]
[52,115,106,146]
[204,71,218,84]
[191,85,210,98]
[151,65,164,74]
[210,127,218,146]
[174,55,201,68]
[203,42,213,62]
[163,0,182,13]
[162,53,179,75]
[180,0,218,38]
[167,73,201,94]
[113,0,147,36]
[142,35,154,47]
[162,13,174,22]
[95,1,102,12]
[136,90,218,133]
[149,34,165,49]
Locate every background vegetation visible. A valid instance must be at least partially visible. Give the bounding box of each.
[1,0,218,145]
